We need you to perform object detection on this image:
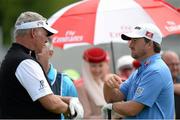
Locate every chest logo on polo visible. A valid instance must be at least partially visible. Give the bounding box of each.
[135,87,144,96]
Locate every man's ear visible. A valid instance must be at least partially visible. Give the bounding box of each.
[146,41,153,49]
[31,28,37,38]
[149,41,154,48]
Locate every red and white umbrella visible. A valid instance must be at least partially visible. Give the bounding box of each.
[48,0,180,49]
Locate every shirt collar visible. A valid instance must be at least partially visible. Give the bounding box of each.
[47,64,57,85]
[13,43,31,53]
[12,43,36,58]
[140,53,161,68]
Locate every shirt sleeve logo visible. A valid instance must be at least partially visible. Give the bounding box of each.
[39,80,45,90]
[135,87,144,97]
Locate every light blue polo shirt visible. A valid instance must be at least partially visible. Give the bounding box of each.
[47,64,78,119]
[47,64,78,97]
[120,54,174,119]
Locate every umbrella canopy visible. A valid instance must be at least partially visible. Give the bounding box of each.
[48,0,180,49]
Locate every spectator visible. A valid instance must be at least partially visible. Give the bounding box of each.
[116,55,134,81]
[0,11,83,119]
[103,23,174,119]
[161,51,180,83]
[37,39,79,119]
[162,50,180,119]
[75,47,110,119]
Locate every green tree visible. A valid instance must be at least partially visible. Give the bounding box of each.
[0,0,77,47]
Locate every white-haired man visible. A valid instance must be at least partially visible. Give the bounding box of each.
[0,11,83,119]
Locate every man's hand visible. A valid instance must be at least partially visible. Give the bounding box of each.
[69,97,84,119]
[101,103,113,119]
[105,74,123,89]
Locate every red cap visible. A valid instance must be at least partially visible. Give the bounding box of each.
[83,47,108,63]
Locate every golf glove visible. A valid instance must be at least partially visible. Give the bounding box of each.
[69,97,84,119]
[101,103,112,119]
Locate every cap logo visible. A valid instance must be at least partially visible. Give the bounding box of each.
[135,26,141,30]
[37,21,44,26]
[145,31,153,39]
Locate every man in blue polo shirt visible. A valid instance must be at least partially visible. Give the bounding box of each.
[102,23,174,119]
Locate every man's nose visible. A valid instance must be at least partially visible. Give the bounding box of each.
[128,40,133,48]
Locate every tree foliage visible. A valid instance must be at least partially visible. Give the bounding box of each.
[0,0,78,47]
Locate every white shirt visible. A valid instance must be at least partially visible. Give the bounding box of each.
[15,59,53,101]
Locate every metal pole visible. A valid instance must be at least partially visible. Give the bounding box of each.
[110,41,116,74]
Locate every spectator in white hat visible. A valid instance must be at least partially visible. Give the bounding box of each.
[116,55,134,81]
[102,23,174,119]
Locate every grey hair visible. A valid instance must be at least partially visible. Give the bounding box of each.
[14,11,47,38]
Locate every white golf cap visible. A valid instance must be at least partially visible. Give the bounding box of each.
[15,20,58,36]
[121,23,162,44]
[117,55,134,71]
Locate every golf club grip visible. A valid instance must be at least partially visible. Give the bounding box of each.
[107,109,111,119]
